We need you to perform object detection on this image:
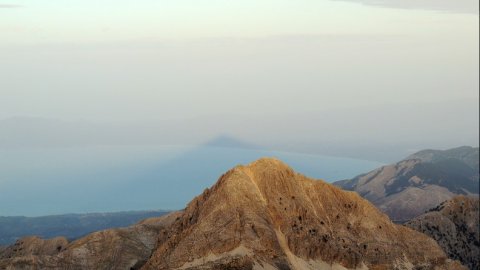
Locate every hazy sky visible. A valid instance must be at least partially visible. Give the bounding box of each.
[0,1,478,215]
[0,0,478,153]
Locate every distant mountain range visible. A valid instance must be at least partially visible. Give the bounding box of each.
[0,159,464,269]
[0,210,168,246]
[406,196,479,270]
[334,146,479,221]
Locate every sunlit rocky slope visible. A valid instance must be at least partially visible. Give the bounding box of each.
[0,210,168,245]
[0,158,465,269]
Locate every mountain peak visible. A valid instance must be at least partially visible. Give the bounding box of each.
[210,157,299,204]
[0,158,466,270]
[241,157,295,179]
[247,157,290,168]
[142,158,462,270]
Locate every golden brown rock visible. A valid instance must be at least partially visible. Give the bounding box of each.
[0,158,466,270]
[142,158,464,270]
[0,236,67,258]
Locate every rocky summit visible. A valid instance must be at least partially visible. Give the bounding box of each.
[142,158,462,269]
[0,158,465,269]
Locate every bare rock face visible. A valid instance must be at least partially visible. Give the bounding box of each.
[335,146,479,222]
[0,236,68,258]
[0,158,466,270]
[406,196,479,270]
[0,211,182,270]
[142,158,464,270]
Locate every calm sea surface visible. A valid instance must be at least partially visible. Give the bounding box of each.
[0,145,383,216]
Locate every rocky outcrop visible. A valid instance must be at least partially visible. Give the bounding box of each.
[0,158,466,270]
[0,236,68,259]
[334,146,479,221]
[142,158,463,269]
[406,196,479,270]
[0,210,169,246]
[0,211,182,270]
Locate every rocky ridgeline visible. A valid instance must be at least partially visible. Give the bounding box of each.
[334,146,479,222]
[0,158,466,269]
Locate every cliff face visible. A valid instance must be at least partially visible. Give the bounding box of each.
[335,146,479,222]
[406,196,479,270]
[142,158,462,270]
[0,158,465,270]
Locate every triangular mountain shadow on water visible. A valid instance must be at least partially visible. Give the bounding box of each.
[202,135,261,149]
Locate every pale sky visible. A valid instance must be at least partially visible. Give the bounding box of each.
[0,0,478,217]
[1,0,478,43]
[0,0,478,154]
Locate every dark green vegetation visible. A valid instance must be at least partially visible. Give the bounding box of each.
[0,210,168,245]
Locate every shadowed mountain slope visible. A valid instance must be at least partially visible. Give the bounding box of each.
[334,146,479,221]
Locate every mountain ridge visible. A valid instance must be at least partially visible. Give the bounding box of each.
[334,146,479,221]
[142,158,462,269]
[0,158,465,269]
